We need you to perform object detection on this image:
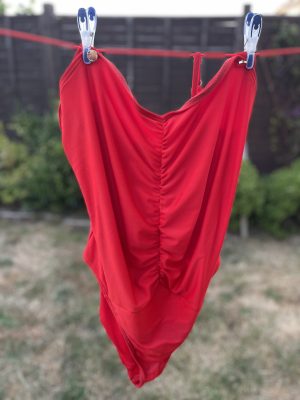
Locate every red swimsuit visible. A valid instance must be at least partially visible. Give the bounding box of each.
[58,45,257,387]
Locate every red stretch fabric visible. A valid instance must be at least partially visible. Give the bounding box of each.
[58,45,257,388]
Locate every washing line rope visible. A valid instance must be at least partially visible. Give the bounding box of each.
[0,27,300,58]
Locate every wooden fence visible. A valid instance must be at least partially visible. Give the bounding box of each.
[0,4,299,173]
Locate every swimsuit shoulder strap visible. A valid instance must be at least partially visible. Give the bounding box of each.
[191,52,203,97]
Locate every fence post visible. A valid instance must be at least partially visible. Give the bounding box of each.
[39,3,56,110]
[162,18,171,111]
[3,16,16,118]
[200,18,209,82]
[126,17,135,90]
[236,4,251,239]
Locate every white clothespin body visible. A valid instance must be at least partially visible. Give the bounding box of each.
[77,7,97,64]
[243,12,262,69]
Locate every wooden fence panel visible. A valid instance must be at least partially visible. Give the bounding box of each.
[0,6,299,173]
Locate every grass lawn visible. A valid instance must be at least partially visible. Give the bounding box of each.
[0,219,299,400]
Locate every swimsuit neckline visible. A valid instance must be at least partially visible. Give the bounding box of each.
[59,45,256,123]
[95,48,253,122]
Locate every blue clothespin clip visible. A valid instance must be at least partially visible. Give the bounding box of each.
[243,12,262,69]
[77,7,97,64]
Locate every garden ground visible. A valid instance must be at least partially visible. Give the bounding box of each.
[0,219,299,400]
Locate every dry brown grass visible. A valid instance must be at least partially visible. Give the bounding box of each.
[0,219,299,400]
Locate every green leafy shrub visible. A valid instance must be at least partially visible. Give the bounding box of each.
[0,101,84,213]
[258,158,300,238]
[229,159,265,233]
[0,122,29,205]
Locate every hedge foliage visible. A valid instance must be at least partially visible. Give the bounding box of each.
[231,159,265,217]
[258,158,300,238]
[0,104,300,237]
[229,157,300,238]
[0,102,84,213]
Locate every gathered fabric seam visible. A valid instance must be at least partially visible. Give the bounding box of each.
[158,120,166,278]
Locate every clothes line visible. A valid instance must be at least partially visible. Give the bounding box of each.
[0,27,300,59]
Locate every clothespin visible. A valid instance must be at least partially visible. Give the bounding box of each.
[77,7,98,64]
[243,12,262,69]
